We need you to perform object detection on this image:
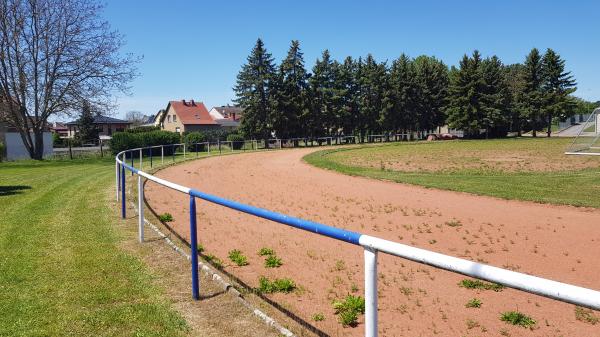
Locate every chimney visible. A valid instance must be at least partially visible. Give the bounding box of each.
[182,99,187,106]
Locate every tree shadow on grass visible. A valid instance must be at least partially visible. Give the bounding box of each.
[0,185,31,196]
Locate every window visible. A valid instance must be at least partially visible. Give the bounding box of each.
[173,115,177,122]
[167,115,171,123]
[175,127,181,133]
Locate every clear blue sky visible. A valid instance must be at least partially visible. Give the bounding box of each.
[103,0,599,119]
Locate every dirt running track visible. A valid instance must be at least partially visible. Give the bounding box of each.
[146,148,600,337]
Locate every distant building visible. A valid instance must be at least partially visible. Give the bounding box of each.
[0,98,53,160]
[209,105,243,130]
[157,100,220,134]
[65,115,131,139]
[51,122,69,138]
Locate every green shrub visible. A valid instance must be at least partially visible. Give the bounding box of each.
[264,255,282,268]
[500,311,536,328]
[228,249,249,266]
[258,247,275,256]
[257,276,296,293]
[110,130,180,155]
[333,295,365,327]
[184,132,208,151]
[52,133,64,147]
[126,125,160,133]
[0,142,5,161]
[227,133,245,150]
[459,279,504,291]
[158,213,173,222]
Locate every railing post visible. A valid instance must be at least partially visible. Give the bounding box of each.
[364,247,378,337]
[172,144,175,162]
[138,175,144,243]
[139,149,143,170]
[230,141,233,152]
[161,146,164,165]
[121,165,126,219]
[189,195,200,300]
[130,152,134,175]
[196,143,198,157]
[149,147,153,168]
[115,161,119,201]
[183,143,186,159]
[208,142,211,154]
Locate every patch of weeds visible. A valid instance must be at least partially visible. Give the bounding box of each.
[465,298,482,308]
[334,260,346,271]
[575,306,599,325]
[258,247,275,256]
[500,311,536,328]
[466,319,480,329]
[258,276,296,293]
[196,243,204,254]
[158,212,173,222]
[445,219,462,227]
[204,254,223,269]
[312,313,325,322]
[333,295,365,327]
[264,254,283,268]
[351,283,359,293]
[459,279,504,291]
[228,249,249,266]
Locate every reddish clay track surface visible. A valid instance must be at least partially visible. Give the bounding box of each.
[145,148,600,337]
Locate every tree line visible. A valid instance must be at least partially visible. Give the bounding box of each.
[234,39,593,140]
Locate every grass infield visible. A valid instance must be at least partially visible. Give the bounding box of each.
[0,158,188,336]
[304,137,600,208]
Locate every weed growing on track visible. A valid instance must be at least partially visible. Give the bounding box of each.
[258,276,296,293]
[500,311,536,328]
[466,319,480,329]
[459,279,504,291]
[228,249,249,266]
[204,254,223,269]
[264,255,282,268]
[159,212,174,222]
[258,247,275,256]
[465,298,482,308]
[333,295,365,327]
[312,313,325,321]
[575,306,599,325]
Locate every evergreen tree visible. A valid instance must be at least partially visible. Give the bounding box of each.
[270,40,309,138]
[413,55,449,133]
[234,39,276,140]
[336,56,360,136]
[77,100,98,142]
[503,63,526,135]
[446,51,484,136]
[381,54,416,133]
[520,48,545,137]
[358,54,387,138]
[541,48,576,137]
[308,50,336,136]
[479,56,510,137]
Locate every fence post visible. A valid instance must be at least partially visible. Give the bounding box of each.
[139,149,143,170]
[364,247,378,337]
[115,161,119,201]
[138,175,144,243]
[149,148,153,168]
[189,195,200,300]
[196,143,198,157]
[183,143,186,158]
[161,146,164,165]
[172,145,175,162]
[121,165,126,219]
[130,153,134,176]
[230,141,233,152]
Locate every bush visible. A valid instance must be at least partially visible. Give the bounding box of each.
[52,133,64,147]
[227,133,245,150]
[110,130,180,155]
[184,132,207,152]
[126,125,160,133]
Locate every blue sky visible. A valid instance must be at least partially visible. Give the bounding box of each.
[103,0,599,119]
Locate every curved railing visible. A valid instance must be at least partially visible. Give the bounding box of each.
[115,139,600,337]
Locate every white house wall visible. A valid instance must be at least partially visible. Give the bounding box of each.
[5,132,53,160]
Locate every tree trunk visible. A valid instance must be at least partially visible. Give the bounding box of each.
[547,114,552,138]
[33,130,44,160]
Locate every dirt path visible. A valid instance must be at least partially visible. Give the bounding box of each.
[145,148,600,337]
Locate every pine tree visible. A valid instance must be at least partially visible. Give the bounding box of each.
[234,38,276,140]
[77,100,98,143]
[270,40,309,138]
[358,54,387,139]
[446,51,484,136]
[541,48,576,137]
[336,56,360,136]
[381,54,416,134]
[520,48,544,137]
[413,55,449,133]
[504,63,526,135]
[308,50,336,137]
[479,56,510,138]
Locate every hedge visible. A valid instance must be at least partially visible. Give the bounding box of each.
[184,132,207,152]
[126,125,160,133]
[110,130,180,155]
[227,133,245,150]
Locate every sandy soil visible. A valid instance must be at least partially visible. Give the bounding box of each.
[145,148,600,337]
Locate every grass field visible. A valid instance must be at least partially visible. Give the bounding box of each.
[304,137,600,208]
[0,158,188,336]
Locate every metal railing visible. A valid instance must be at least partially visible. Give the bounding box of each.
[115,140,600,337]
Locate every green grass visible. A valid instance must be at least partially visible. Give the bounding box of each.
[257,276,296,293]
[500,311,536,328]
[0,158,188,336]
[459,279,504,291]
[304,138,600,208]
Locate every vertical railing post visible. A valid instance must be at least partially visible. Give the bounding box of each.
[121,165,126,219]
[172,144,175,162]
[196,143,198,157]
[189,195,200,300]
[208,142,211,154]
[138,175,144,243]
[149,147,153,168]
[364,247,378,337]
[161,145,164,165]
[115,161,119,201]
[130,152,134,175]
[139,149,143,170]
[183,143,186,159]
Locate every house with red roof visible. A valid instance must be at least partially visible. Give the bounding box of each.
[158,99,220,134]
